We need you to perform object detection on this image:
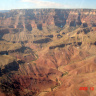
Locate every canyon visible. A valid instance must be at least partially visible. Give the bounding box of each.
[0,9,96,96]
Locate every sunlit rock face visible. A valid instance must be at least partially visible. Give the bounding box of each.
[0,9,96,30]
[1,9,96,42]
[0,9,96,96]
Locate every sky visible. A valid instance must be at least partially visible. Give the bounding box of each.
[0,0,96,10]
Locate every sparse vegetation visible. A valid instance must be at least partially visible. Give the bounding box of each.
[61,71,68,77]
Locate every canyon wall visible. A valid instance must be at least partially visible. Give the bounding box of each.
[0,9,96,33]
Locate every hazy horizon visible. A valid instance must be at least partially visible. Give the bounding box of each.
[0,8,96,11]
[0,0,96,10]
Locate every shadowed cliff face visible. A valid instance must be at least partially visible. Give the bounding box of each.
[0,9,96,96]
[54,10,68,27]
[1,61,19,74]
[0,9,96,33]
[0,9,96,42]
[0,29,9,39]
